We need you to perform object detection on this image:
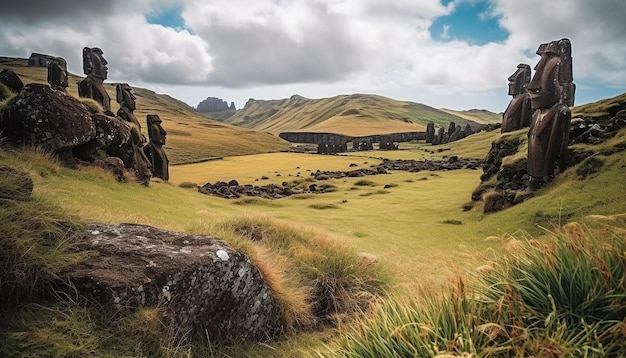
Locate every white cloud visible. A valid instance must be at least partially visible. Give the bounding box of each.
[0,0,624,111]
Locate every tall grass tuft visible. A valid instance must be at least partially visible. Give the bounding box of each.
[476,222,626,356]
[218,216,392,327]
[0,196,87,306]
[327,222,626,357]
[79,98,103,114]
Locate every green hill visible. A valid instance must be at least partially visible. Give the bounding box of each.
[226,93,484,136]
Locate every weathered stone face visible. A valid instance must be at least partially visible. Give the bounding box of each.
[507,64,531,96]
[82,47,108,80]
[145,114,169,181]
[63,223,286,343]
[116,83,136,111]
[47,62,69,92]
[0,83,95,151]
[526,38,574,185]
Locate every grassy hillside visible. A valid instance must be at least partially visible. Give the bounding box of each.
[0,57,290,164]
[2,54,625,356]
[439,108,502,125]
[571,91,626,120]
[226,93,484,136]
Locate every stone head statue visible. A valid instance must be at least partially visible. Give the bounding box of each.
[82,47,108,80]
[78,46,112,114]
[145,114,169,181]
[507,64,531,96]
[526,38,575,188]
[527,39,574,110]
[47,62,68,92]
[501,63,532,133]
[116,83,136,111]
[147,114,167,145]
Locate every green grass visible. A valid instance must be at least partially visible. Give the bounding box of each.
[3,56,626,357]
[325,222,626,357]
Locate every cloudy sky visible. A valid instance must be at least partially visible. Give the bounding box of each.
[1,0,625,112]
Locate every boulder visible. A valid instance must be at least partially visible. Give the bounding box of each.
[92,113,132,151]
[63,223,285,343]
[0,83,95,152]
[92,157,126,182]
[0,69,24,95]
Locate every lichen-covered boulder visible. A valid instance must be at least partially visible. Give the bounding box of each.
[63,223,285,343]
[92,113,132,150]
[0,83,95,151]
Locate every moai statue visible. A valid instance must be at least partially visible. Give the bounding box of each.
[78,47,113,115]
[501,64,532,133]
[47,62,69,92]
[144,114,169,181]
[116,83,143,131]
[425,122,435,143]
[115,83,152,184]
[527,39,575,189]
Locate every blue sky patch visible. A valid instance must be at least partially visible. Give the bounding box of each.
[431,1,508,45]
[146,6,192,33]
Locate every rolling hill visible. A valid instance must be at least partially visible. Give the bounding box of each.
[0,57,291,165]
[225,93,488,137]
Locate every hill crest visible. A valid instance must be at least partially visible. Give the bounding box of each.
[226,93,496,137]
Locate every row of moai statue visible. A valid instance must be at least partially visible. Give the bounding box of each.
[425,122,474,145]
[501,38,574,189]
[317,140,349,154]
[47,47,169,183]
[378,136,399,150]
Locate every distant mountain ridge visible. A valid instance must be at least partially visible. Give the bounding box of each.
[225,93,497,137]
[196,96,236,113]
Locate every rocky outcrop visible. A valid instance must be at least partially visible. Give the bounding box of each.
[63,223,285,343]
[0,83,96,155]
[197,97,236,113]
[473,102,626,213]
[198,179,336,199]
[198,158,482,199]
[28,52,66,67]
[379,157,483,172]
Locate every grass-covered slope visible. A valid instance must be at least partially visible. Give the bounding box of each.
[572,92,626,121]
[0,57,290,164]
[439,108,502,125]
[226,93,483,136]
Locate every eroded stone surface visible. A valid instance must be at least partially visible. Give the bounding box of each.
[63,223,285,343]
[0,83,95,151]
